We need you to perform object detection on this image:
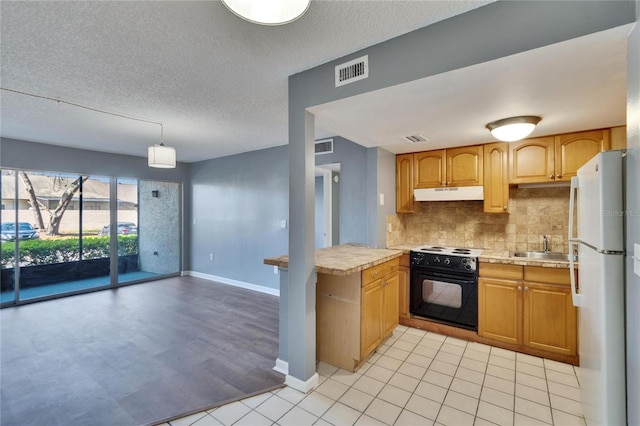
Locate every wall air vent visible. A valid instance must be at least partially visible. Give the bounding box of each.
[405,134,429,143]
[335,55,369,87]
[315,138,334,155]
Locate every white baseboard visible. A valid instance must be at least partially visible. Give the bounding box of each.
[184,271,279,297]
[285,373,319,394]
[273,358,289,375]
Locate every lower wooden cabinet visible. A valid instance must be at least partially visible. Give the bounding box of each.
[478,277,522,345]
[382,273,399,337]
[317,258,400,371]
[361,279,384,357]
[478,263,577,358]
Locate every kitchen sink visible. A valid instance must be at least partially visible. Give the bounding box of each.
[510,251,577,261]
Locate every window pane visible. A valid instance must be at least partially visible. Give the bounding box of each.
[1,170,17,304]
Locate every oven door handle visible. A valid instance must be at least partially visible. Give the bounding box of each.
[411,271,476,286]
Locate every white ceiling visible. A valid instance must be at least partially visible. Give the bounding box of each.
[0,2,630,164]
[311,24,631,154]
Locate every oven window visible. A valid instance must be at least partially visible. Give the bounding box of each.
[422,279,462,308]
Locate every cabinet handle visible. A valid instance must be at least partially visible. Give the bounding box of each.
[549,174,554,179]
[518,286,522,291]
[556,174,562,178]
[524,286,529,291]
[373,272,379,277]
[503,206,508,210]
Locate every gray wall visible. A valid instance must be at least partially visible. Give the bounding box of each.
[315,137,368,245]
[377,148,396,248]
[331,171,340,245]
[189,145,288,291]
[625,2,640,423]
[366,147,396,248]
[314,176,323,249]
[139,180,180,275]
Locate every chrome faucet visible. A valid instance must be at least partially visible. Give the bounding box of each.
[542,235,549,252]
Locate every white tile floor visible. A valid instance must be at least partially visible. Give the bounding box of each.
[162,326,585,426]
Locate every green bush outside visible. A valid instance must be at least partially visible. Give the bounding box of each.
[1,235,138,268]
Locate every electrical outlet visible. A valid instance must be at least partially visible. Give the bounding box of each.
[379,193,384,206]
[210,253,214,261]
[193,218,197,225]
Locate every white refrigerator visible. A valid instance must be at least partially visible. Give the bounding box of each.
[569,150,626,425]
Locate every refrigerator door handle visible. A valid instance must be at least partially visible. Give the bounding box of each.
[569,241,582,307]
[569,176,578,242]
[568,176,582,307]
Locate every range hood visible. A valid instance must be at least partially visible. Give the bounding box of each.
[414,186,484,202]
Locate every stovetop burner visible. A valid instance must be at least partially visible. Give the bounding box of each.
[413,245,483,257]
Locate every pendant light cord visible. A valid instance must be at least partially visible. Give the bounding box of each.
[0,87,164,141]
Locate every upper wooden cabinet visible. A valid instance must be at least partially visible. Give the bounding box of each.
[483,142,509,213]
[414,150,446,188]
[447,145,484,187]
[611,126,627,149]
[509,136,555,184]
[396,154,415,213]
[554,129,611,181]
[510,129,610,184]
[414,145,483,188]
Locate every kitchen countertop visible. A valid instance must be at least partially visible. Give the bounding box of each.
[387,244,572,269]
[263,244,403,276]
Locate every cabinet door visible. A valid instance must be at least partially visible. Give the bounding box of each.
[361,280,383,359]
[554,129,611,182]
[478,277,522,345]
[398,267,410,320]
[447,145,483,186]
[509,136,555,184]
[610,126,627,150]
[414,150,446,188]
[483,142,509,213]
[523,282,577,355]
[382,273,399,338]
[396,154,415,213]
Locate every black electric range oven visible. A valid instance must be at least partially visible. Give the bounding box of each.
[409,246,481,331]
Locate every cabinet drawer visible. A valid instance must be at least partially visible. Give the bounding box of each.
[524,266,570,286]
[362,258,399,286]
[479,263,523,280]
[399,254,410,268]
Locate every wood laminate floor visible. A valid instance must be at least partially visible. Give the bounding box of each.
[0,276,284,426]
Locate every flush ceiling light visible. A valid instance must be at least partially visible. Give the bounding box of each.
[148,124,176,169]
[486,116,542,142]
[222,0,310,25]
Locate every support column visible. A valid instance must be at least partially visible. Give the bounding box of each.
[274,268,289,375]
[285,110,318,392]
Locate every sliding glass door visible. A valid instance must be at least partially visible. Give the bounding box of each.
[1,169,181,307]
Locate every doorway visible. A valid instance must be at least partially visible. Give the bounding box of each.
[315,164,340,248]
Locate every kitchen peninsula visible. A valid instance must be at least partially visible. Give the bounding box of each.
[265,244,403,372]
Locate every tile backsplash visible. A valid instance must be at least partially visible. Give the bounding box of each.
[387,186,571,253]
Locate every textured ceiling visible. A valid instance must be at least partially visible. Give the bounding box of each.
[0,0,493,163]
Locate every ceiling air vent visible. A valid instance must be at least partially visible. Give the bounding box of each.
[315,138,334,155]
[335,55,368,87]
[405,134,429,143]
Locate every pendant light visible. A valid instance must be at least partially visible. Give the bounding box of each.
[148,124,176,169]
[486,116,542,142]
[222,0,310,25]
[0,88,177,169]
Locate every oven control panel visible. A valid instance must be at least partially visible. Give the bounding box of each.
[410,251,477,272]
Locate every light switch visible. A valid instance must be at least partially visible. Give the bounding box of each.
[634,243,640,277]
[281,220,287,229]
[379,193,384,206]
[273,265,279,274]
